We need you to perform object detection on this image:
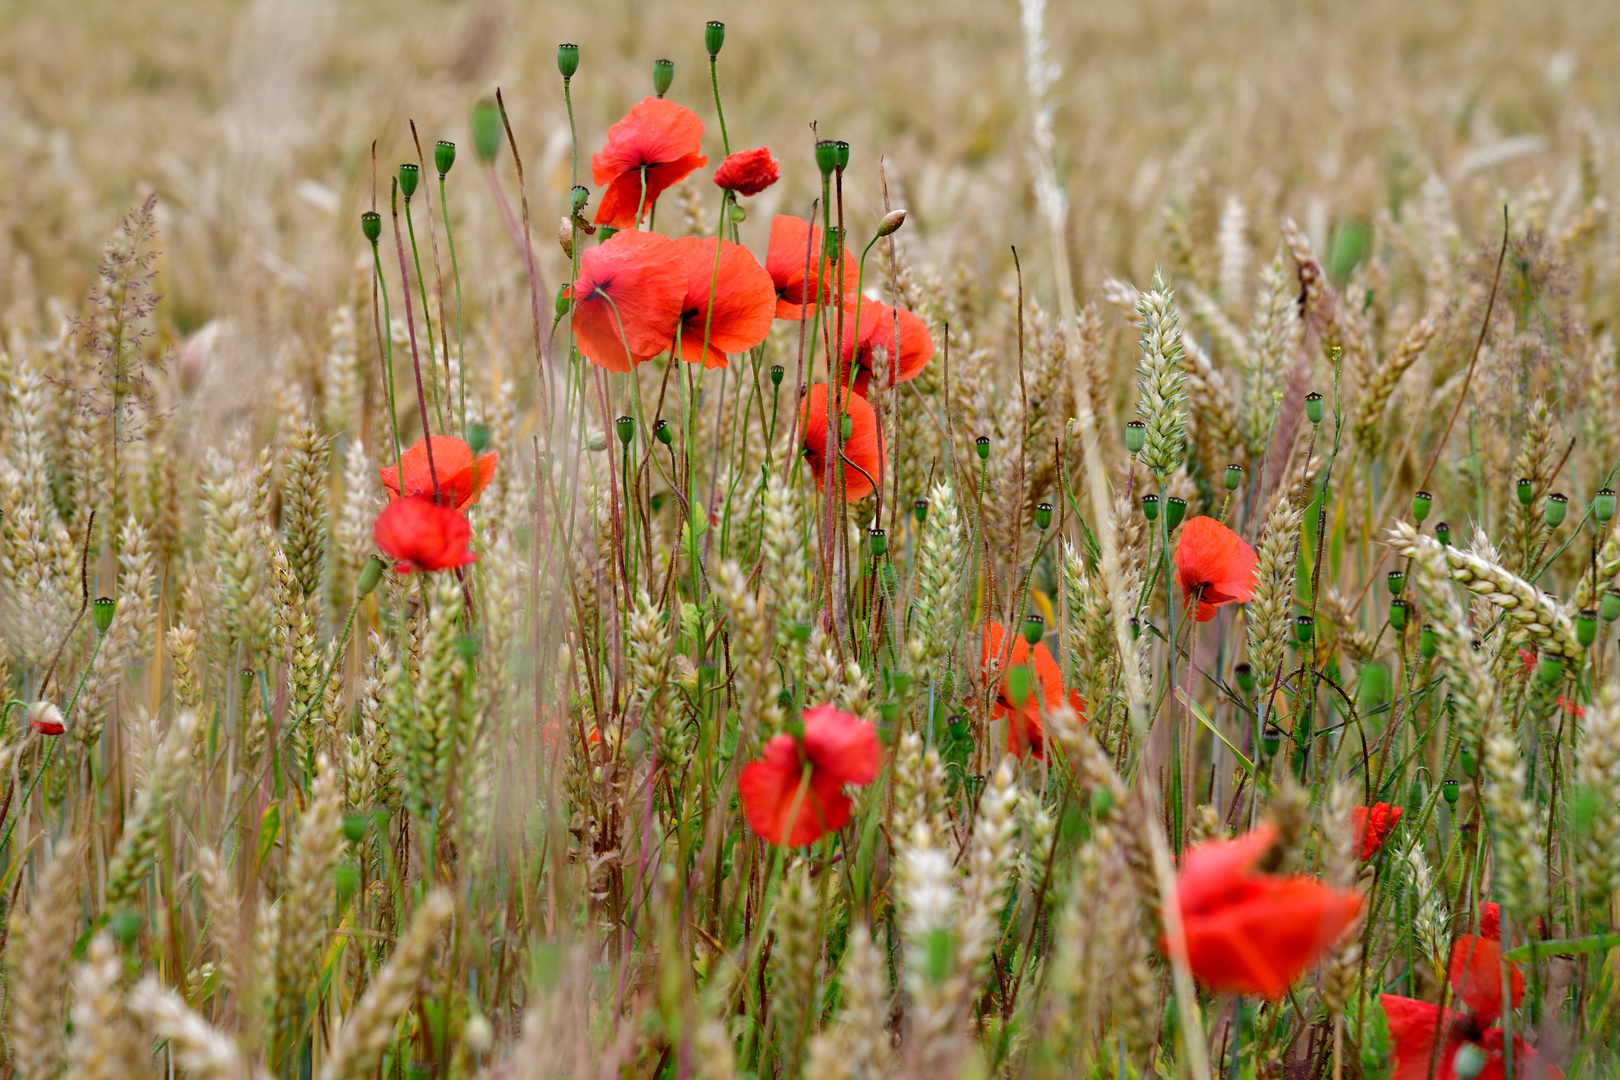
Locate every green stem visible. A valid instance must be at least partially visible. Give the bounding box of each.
[709,57,731,157]
[370,242,405,485]
[402,194,444,430]
[438,175,467,438]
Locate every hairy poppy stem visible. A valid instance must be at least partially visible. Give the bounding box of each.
[401,175,443,430]
[390,179,443,502]
[437,171,466,438]
[368,239,406,489]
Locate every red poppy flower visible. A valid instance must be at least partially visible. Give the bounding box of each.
[373,496,479,573]
[1168,824,1362,998]
[713,147,779,196]
[739,705,882,846]
[379,436,499,512]
[836,301,934,397]
[1174,516,1258,622]
[566,230,687,372]
[765,215,856,320]
[669,236,776,369]
[1351,802,1402,860]
[980,620,1085,759]
[1448,934,1524,1024]
[800,383,885,501]
[28,702,64,736]
[590,97,707,228]
[1478,902,1502,942]
[1382,995,1561,1080]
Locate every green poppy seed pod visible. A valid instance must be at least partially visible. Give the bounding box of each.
[342,813,369,844]
[1595,488,1617,523]
[1261,724,1282,759]
[1419,626,1438,658]
[769,364,784,387]
[1006,665,1033,706]
[335,862,360,900]
[1451,1044,1487,1080]
[1577,609,1598,647]
[398,163,420,200]
[93,596,116,634]
[598,225,619,241]
[1516,477,1534,506]
[1034,501,1053,530]
[1304,391,1324,425]
[625,727,649,763]
[1234,662,1254,695]
[868,528,888,558]
[815,139,840,177]
[471,100,502,163]
[1125,420,1147,453]
[1387,569,1405,596]
[360,210,382,244]
[705,20,726,57]
[1090,787,1114,818]
[1544,491,1568,528]
[466,423,490,456]
[357,554,388,597]
[729,203,747,223]
[1538,652,1563,686]
[1225,463,1243,491]
[891,672,913,697]
[615,415,635,446]
[652,58,674,97]
[1023,613,1045,646]
[587,431,608,452]
[456,633,478,661]
[655,419,673,446]
[1435,521,1451,547]
[1411,490,1433,522]
[557,43,580,80]
[913,497,929,525]
[1442,780,1460,805]
[833,140,850,171]
[876,208,907,237]
[975,435,990,461]
[1128,617,1142,641]
[1165,496,1187,532]
[1603,589,1620,622]
[571,185,590,212]
[1460,748,1478,778]
[840,414,853,439]
[554,284,571,317]
[434,140,456,177]
[789,621,811,644]
[110,911,142,946]
[1141,493,1160,521]
[878,700,900,725]
[1295,615,1315,644]
[1389,598,1408,631]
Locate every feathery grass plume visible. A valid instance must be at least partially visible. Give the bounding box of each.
[1387,520,1581,661]
[8,837,85,1080]
[1133,272,1189,478]
[1482,724,1548,921]
[66,933,146,1080]
[75,516,155,744]
[1403,846,1452,987]
[105,708,197,909]
[268,755,345,1066]
[1247,496,1303,717]
[1217,195,1250,313]
[321,302,360,436]
[908,479,964,694]
[1319,784,1364,1014]
[1238,252,1301,459]
[1350,311,1439,453]
[770,861,823,1078]
[717,558,784,744]
[320,889,454,1080]
[1504,397,1558,575]
[1573,686,1620,917]
[329,438,374,619]
[127,977,262,1080]
[281,419,331,601]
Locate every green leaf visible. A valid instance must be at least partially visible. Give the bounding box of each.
[1503,932,1620,963]
[256,802,282,872]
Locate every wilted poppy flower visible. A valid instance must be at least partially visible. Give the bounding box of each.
[739,705,881,846]
[765,215,856,320]
[1381,995,1561,1080]
[1168,824,1362,998]
[1174,516,1258,622]
[713,147,780,196]
[1351,802,1402,860]
[980,620,1084,759]
[379,436,499,511]
[669,236,775,369]
[590,97,707,228]
[566,230,686,372]
[838,301,934,397]
[801,383,884,501]
[373,496,479,573]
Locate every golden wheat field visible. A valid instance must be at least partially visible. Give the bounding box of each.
[4,0,1620,1077]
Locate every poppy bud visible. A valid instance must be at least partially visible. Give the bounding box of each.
[28,701,64,736]
[457,633,479,661]
[1460,748,1477,777]
[815,139,840,177]
[1225,463,1242,490]
[93,596,116,634]
[652,58,674,97]
[1435,521,1451,547]
[1545,492,1568,528]
[1295,615,1314,644]
[557,43,580,80]
[398,163,420,200]
[1034,502,1053,530]
[789,622,811,644]
[587,431,608,452]
[1442,779,1460,805]
[1165,496,1187,532]
[1596,488,1617,523]
[1419,626,1437,658]
[558,218,574,259]
[1451,1043,1487,1080]
[655,419,673,446]
[554,284,571,317]
[1603,589,1620,622]
[1304,391,1324,425]
[876,208,907,237]
[975,435,990,461]
[868,528,887,558]
[1234,662,1254,695]
[598,226,618,241]
[1388,599,1408,630]
[1577,609,1598,647]
[471,100,502,163]
[616,415,635,446]
[1125,420,1146,453]
[770,364,784,387]
[357,554,388,597]
[1538,652,1563,686]
[342,813,369,844]
[822,226,843,261]
[1090,787,1114,818]
[1386,569,1405,596]
[833,141,850,171]
[1261,724,1282,758]
[1141,493,1160,521]
[891,672,913,697]
[840,414,853,439]
[110,911,142,946]
[1007,666,1033,706]
[1023,613,1044,646]
[913,497,929,524]
[435,140,456,177]
[335,862,360,900]
[571,185,590,212]
[729,203,747,222]
[1128,617,1141,641]
[361,210,382,244]
[1411,490,1432,522]
[1516,477,1534,506]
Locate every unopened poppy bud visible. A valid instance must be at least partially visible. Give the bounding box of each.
[1459,748,1477,777]
[1128,617,1141,640]
[598,225,618,241]
[1141,493,1160,521]
[361,210,382,244]
[1090,787,1114,818]
[705,20,726,58]
[28,701,64,736]
[1538,652,1563,686]
[769,364,784,386]
[1165,496,1187,532]
[1451,1043,1487,1080]
[840,414,853,439]
[110,911,142,946]
[1442,779,1460,805]
[868,528,887,558]
[1411,490,1432,522]
[1604,589,1620,622]
[822,226,843,262]
[335,862,360,900]
[1125,420,1146,453]
[975,435,990,461]
[1023,613,1044,646]
[435,140,456,177]
[554,284,571,317]
[1234,662,1254,695]
[1419,626,1437,658]
[471,100,502,163]
[558,218,575,259]
[1261,724,1282,758]
[1389,599,1408,631]
[1387,569,1405,595]
[1034,502,1053,530]
[815,139,840,177]
[571,185,590,211]
[1294,615,1314,644]
[1304,391,1324,425]
[398,163,420,200]
[729,203,747,223]
[1006,665,1033,706]
[587,431,608,452]
[655,419,672,446]
[876,208,907,237]
[615,415,635,446]
[1578,609,1598,647]
[93,596,116,633]
[1225,463,1242,490]
[1544,492,1568,528]
[833,141,850,171]
[557,43,580,80]
[1435,521,1451,547]
[357,554,388,597]
[342,813,369,844]
[1516,477,1534,506]
[1596,488,1617,523]
[652,58,674,97]
[913,497,929,524]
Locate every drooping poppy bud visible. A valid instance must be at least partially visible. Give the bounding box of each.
[28,701,64,736]
[1411,490,1432,522]
[1544,492,1568,528]
[705,20,726,58]
[557,43,580,80]
[398,163,420,200]
[1304,391,1324,425]
[435,140,456,177]
[876,208,907,237]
